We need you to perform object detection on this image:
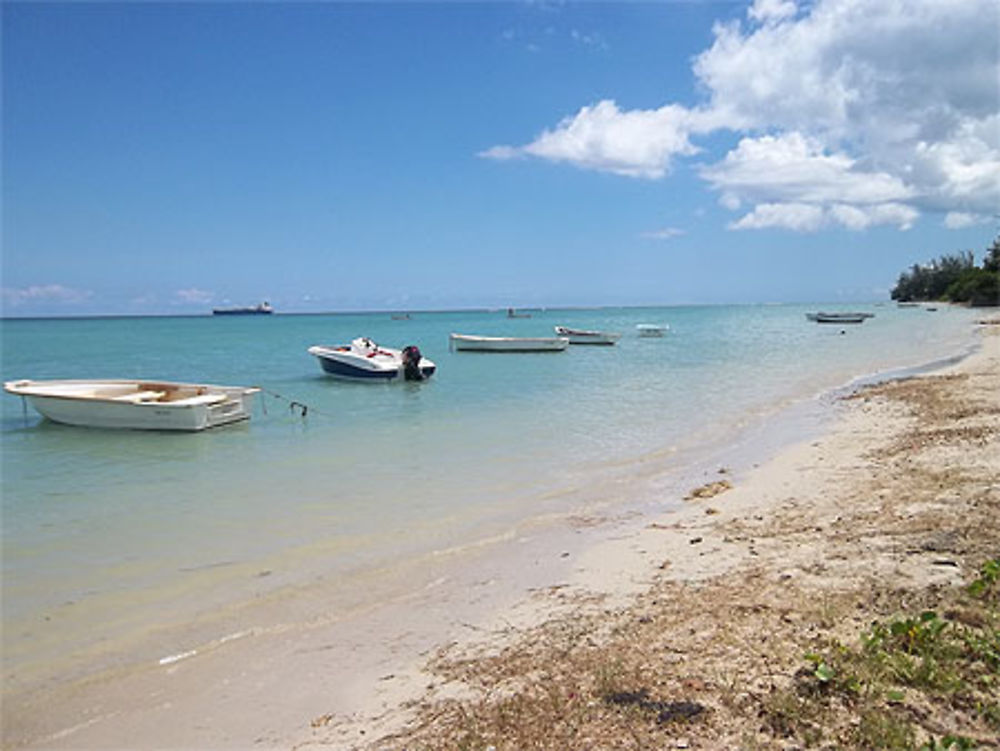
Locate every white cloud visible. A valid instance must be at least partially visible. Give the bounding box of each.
[483,0,1000,232]
[640,227,685,240]
[480,99,703,179]
[729,203,825,231]
[570,29,608,50]
[944,211,991,229]
[748,0,797,25]
[1,284,93,307]
[700,132,915,205]
[730,201,917,231]
[174,288,214,304]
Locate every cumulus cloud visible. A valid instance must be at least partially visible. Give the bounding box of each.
[701,132,919,230]
[480,100,706,179]
[482,0,1000,232]
[1,284,93,307]
[730,201,917,231]
[748,0,798,25]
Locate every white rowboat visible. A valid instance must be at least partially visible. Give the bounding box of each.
[554,326,621,345]
[636,324,668,337]
[805,312,872,324]
[4,379,259,431]
[449,333,569,352]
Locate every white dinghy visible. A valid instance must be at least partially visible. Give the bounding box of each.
[4,379,259,431]
[449,333,569,352]
[554,326,621,345]
[636,324,669,337]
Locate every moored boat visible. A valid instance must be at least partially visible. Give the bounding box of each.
[3,379,259,431]
[636,324,668,337]
[308,338,435,381]
[554,326,621,345]
[449,333,569,352]
[805,312,872,324]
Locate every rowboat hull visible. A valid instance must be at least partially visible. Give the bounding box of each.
[4,379,259,431]
[554,326,621,345]
[449,333,569,352]
[636,324,668,337]
[806,312,871,324]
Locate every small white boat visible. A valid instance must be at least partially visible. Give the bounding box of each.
[636,324,668,337]
[308,338,435,381]
[449,333,569,352]
[806,312,870,324]
[554,326,621,345]
[3,379,259,431]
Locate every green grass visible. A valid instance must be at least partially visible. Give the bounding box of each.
[760,559,1000,749]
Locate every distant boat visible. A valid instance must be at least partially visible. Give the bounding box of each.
[450,333,569,352]
[636,324,668,337]
[506,308,531,319]
[4,379,259,431]
[212,302,273,316]
[554,326,621,345]
[806,312,871,324]
[308,338,435,382]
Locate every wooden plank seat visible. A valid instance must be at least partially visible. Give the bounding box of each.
[111,390,167,403]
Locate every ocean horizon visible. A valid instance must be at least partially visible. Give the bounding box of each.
[0,300,891,321]
[1,302,982,711]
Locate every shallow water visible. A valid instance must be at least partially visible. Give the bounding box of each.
[0,303,980,696]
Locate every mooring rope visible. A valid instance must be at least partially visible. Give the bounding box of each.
[258,388,335,420]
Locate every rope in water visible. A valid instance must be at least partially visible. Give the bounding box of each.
[257,388,335,420]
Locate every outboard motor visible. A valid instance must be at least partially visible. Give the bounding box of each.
[401,345,425,381]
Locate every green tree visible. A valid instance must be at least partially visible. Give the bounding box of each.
[983,235,1000,273]
[891,237,998,306]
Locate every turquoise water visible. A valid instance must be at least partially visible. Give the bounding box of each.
[0,304,981,697]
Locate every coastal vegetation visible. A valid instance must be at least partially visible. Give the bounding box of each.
[891,236,999,306]
[770,559,1000,750]
[386,559,999,750]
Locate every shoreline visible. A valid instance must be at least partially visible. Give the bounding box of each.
[3,319,996,749]
[363,321,999,749]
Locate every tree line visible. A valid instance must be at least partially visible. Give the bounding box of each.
[891,235,999,306]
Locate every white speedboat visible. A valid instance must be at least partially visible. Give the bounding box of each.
[554,326,621,345]
[449,333,569,352]
[636,324,669,337]
[308,338,435,381]
[3,379,259,431]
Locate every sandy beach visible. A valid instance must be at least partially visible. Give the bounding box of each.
[313,321,999,750]
[5,322,997,750]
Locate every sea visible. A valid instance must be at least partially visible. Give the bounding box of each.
[0,303,983,708]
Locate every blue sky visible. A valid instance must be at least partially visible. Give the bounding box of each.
[3,0,997,316]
